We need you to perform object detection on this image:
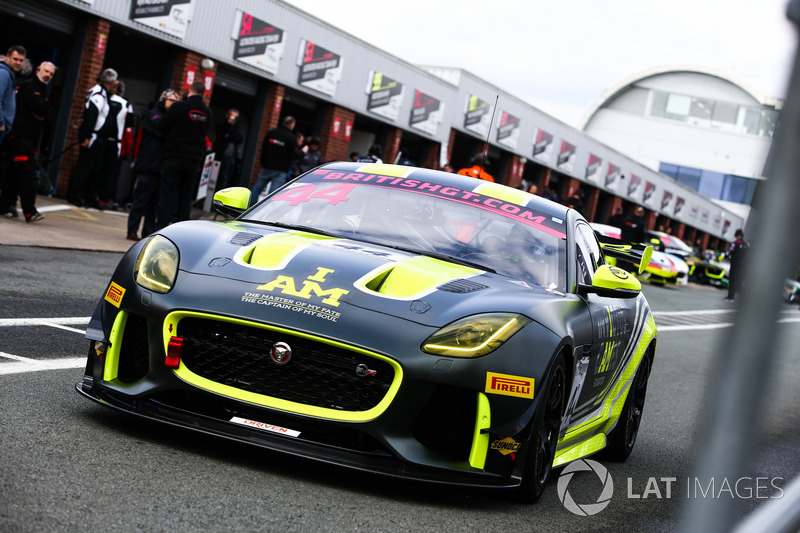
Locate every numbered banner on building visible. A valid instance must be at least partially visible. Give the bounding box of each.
[644,180,657,206]
[627,173,642,199]
[557,140,576,172]
[532,128,554,163]
[366,71,403,120]
[674,196,685,216]
[496,111,520,149]
[463,95,491,137]
[232,11,286,75]
[661,190,674,212]
[410,90,444,135]
[605,162,621,190]
[130,0,194,39]
[297,39,343,97]
[585,153,602,183]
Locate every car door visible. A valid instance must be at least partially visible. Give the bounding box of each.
[571,221,638,418]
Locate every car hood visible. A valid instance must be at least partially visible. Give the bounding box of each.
[159,220,567,328]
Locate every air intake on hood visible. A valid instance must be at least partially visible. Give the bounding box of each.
[436,279,489,293]
[228,232,263,246]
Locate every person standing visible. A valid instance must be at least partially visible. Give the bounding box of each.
[0,61,55,222]
[355,144,383,164]
[607,206,626,230]
[249,115,300,206]
[155,81,211,230]
[126,89,179,241]
[725,229,749,302]
[67,68,119,208]
[457,153,494,182]
[621,206,646,243]
[294,136,325,175]
[0,45,25,145]
[213,108,244,190]
[99,79,133,209]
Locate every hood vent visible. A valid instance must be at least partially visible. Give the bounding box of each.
[228,232,263,246]
[437,279,489,294]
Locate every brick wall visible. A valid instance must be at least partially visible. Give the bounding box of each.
[55,18,111,196]
[321,105,355,162]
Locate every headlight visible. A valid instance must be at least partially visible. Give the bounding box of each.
[134,235,179,293]
[422,313,531,358]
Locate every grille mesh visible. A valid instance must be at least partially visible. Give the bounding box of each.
[117,313,149,383]
[178,318,394,412]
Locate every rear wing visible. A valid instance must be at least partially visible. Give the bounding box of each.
[596,234,653,275]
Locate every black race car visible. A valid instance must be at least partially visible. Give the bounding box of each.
[77,162,657,501]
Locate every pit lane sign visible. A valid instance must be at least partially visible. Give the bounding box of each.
[130,0,194,39]
[232,11,286,75]
[366,71,404,121]
[297,40,343,97]
[410,90,444,135]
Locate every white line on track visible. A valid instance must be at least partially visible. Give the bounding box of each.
[0,352,85,375]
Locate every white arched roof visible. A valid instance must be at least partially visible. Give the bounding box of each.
[577,64,778,130]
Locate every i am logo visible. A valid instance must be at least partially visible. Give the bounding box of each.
[257,267,349,307]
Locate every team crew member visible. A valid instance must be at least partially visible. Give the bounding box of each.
[68,68,119,208]
[458,153,495,182]
[0,61,56,222]
[249,115,301,206]
[126,89,179,241]
[155,80,211,230]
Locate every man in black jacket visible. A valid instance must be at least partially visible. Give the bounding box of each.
[249,115,301,206]
[126,89,179,240]
[213,108,243,190]
[0,61,55,222]
[155,81,211,230]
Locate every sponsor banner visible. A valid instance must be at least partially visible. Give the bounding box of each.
[605,163,621,190]
[496,111,520,149]
[232,11,285,75]
[701,209,709,223]
[557,140,576,172]
[366,71,404,121]
[297,39,343,97]
[130,0,194,39]
[713,215,721,228]
[464,95,491,137]
[532,128,554,163]
[585,153,602,183]
[690,205,699,219]
[410,90,444,135]
[661,190,674,211]
[628,173,642,199]
[722,219,731,235]
[674,196,685,216]
[644,180,657,206]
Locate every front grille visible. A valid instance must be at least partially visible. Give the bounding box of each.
[117,312,149,383]
[412,385,476,460]
[178,318,395,412]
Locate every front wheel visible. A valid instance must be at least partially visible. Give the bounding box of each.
[518,354,566,503]
[602,350,652,461]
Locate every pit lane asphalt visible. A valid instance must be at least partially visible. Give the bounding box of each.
[2,199,800,531]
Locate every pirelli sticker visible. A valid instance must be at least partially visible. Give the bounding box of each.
[104,282,125,308]
[485,372,534,399]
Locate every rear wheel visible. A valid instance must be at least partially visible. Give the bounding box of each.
[518,354,566,502]
[602,351,652,461]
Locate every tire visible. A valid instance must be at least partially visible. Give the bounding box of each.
[518,354,566,503]
[602,350,652,462]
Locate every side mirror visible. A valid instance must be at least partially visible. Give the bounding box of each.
[579,264,641,298]
[213,187,251,218]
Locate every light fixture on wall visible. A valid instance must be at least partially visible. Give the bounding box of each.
[200,58,215,70]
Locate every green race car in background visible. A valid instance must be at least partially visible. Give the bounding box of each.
[77,163,657,502]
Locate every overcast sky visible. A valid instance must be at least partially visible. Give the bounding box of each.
[289,0,798,127]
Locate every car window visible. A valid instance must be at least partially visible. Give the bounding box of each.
[575,222,602,285]
[246,174,568,291]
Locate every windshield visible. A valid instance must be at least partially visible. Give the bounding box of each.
[244,173,567,290]
[660,234,694,252]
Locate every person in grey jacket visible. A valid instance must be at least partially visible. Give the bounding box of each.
[0,45,26,145]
